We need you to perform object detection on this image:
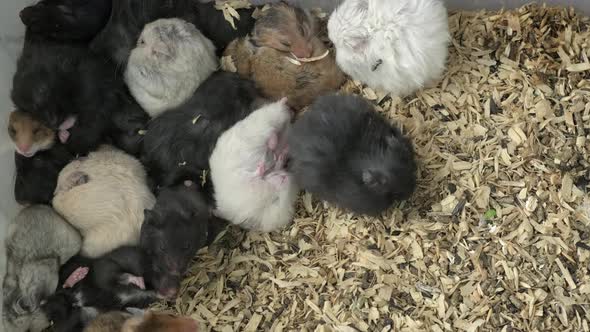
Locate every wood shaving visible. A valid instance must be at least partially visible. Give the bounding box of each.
[215,0,252,30]
[155,4,590,331]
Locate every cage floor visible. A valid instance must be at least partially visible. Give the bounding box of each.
[155,4,590,331]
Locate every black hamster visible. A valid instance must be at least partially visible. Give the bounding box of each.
[11,29,120,155]
[140,71,263,187]
[140,181,219,299]
[287,94,417,215]
[14,144,73,205]
[19,0,111,42]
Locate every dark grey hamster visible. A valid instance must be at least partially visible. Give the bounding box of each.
[287,94,417,215]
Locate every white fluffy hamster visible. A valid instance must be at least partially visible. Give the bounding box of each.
[124,18,218,117]
[209,98,299,232]
[327,0,450,95]
[52,145,156,258]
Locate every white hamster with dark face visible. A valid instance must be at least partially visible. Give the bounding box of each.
[328,0,450,95]
[209,98,299,232]
[125,18,218,117]
[52,145,156,258]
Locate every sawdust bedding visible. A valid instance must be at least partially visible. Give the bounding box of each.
[154,3,590,331]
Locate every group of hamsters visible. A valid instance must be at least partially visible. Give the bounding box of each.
[3,0,450,331]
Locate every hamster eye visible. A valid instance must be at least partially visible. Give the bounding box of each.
[280,40,291,48]
[8,126,16,137]
[299,25,306,36]
[33,128,41,135]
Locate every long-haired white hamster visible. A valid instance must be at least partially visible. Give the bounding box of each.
[52,145,156,258]
[209,98,299,232]
[327,0,450,95]
[125,18,218,117]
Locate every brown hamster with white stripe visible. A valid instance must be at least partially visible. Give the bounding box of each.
[8,110,55,157]
[52,145,156,258]
[223,2,345,110]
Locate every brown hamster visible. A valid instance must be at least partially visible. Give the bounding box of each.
[223,2,345,110]
[224,36,345,110]
[251,2,317,58]
[122,311,198,332]
[8,110,55,157]
[83,311,132,332]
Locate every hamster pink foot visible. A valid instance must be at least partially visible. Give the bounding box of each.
[63,266,89,288]
[58,115,77,143]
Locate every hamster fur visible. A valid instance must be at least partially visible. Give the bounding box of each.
[52,145,156,258]
[125,18,218,117]
[8,110,55,157]
[287,94,417,215]
[140,71,263,187]
[209,98,299,232]
[2,205,82,332]
[83,311,132,332]
[251,2,317,59]
[327,0,450,95]
[121,310,199,332]
[90,0,196,66]
[227,0,344,13]
[225,36,345,110]
[140,181,211,299]
[14,144,73,205]
[19,0,111,42]
[83,310,198,332]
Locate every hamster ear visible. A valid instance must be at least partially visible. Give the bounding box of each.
[150,41,173,60]
[362,170,388,189]
[386,134,398,147]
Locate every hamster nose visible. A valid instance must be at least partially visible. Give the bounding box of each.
[159,288,178,299]
[293,47,312,59]
[17,143,31,153]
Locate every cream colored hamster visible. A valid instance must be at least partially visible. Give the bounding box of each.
[53,145,156,258]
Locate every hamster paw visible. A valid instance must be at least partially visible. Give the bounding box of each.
[120,273,146,290]
[63,266,90,288]
[266,171,289,189]
[58,129,70,143]
[255,161,267,177]
[267,131,279,151]
[59,115,77,131]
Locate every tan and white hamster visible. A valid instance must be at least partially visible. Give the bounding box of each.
[7,110,55,157]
